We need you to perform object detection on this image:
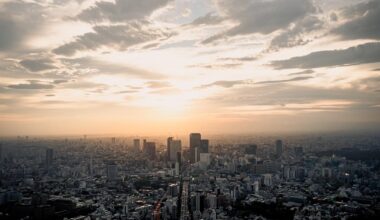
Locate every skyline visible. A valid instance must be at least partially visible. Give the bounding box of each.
[1,0,380,135]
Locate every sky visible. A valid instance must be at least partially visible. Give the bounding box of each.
[0,0,380,136]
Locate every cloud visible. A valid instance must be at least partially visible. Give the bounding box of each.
[187,12,224,26]
[53,79,69,84]
[271,42,380,69]
[288,70,315,76]
[189,63,242,69]
[0,1,45,51]
[76,0,173,23]
[200,80,247,88]
[61,57,164,79]
[255,76,313,84]
[202,0,318,44]
[269,15,324,50]
[7,80,54,90]
[19,58,57,72]
[332,0,380,40]
[200,76,312,89]
[146,81,172,89]
[53,22,174,56]
[218,56,256,62]
[205,83,379,110]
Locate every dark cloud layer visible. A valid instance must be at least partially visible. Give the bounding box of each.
[271,42,380,69]
[187,12,224,26]
[203,0,317,44]
[54,22,173,56]
[0,1,45,51]
[61,57,164,79]
[333,0,380,40]
[256,76,313,84]
[76,0,173,23]
[269,16,324,50]
[7,80,54,90]
[200,76,313,89]
[288,70,315,76]
[19,58,57,72]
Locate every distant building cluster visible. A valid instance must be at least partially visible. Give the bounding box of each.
[0,134,379,219]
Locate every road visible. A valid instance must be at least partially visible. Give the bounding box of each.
[180,180,190,220]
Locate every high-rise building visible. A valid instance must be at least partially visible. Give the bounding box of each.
[106,162,118,181]
[200,139,209,154]
[276,139,283,158]
[133,139,140,152]
[176,151,182,174]
[190,133,201,163]
[0,143,2,161]
[45,148,54,170]
[167,137,173,160]
[168,139,181,161]
[142,139,147,152]
[144,142,156,160]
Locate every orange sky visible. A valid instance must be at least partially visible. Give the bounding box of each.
[0,0,380,136]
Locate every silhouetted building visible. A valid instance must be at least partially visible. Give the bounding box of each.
[169,139,181,161]
[133,139,140,152]
[144,142,156,160]
[190,133,201,163]
[0,143,2,161]
[198,139,209,161]
[276,139,283,158]
[167,137,173,160]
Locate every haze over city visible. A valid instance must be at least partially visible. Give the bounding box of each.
[1,0,380,136]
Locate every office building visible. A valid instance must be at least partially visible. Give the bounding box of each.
[144,142,156,160]
[168,139,181,161]
[190,133,201,163]
[133,139,140,152]
[200,139,209,154]
[276,139,283,158]
[167,137,173,160]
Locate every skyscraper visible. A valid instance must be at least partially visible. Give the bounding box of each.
[144,141,156,160]
[142,139,147,152]
[133,139,140,152]
[190,133,201,163]
[167,137,173,160]
[276,140,283,158]
[169,139,181,161]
